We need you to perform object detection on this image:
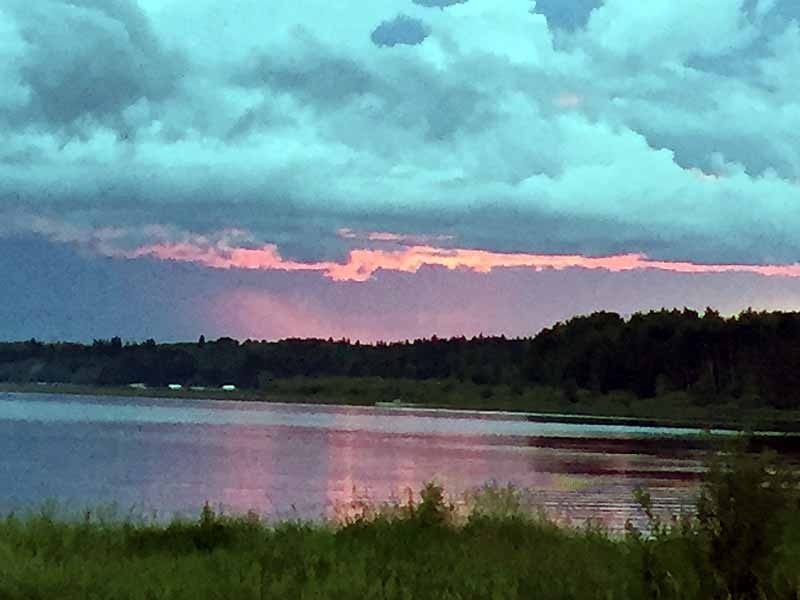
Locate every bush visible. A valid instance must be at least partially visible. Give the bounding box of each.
[412,481,454,528]
[627,438,800,600]
[696,441,800,599]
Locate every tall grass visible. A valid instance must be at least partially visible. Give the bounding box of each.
[0,443,798,599]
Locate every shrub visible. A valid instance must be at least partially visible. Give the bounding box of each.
[696,441,800,599]
[413,481,454,528]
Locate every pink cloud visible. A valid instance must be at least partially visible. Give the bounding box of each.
[7,212,800,284]
[125,237,800,282]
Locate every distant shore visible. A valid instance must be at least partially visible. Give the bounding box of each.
[2,380,800,434]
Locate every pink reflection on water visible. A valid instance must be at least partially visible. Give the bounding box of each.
[119,413,705,528]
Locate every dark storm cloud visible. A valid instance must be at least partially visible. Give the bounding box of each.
[1,0,799,272]
[223,106,280,141]
[743,0,800,20]
[635,128,796,179]
[370,14,430,47]
[232,33,496,142]
[532,0,602,30]
[685,0,799,80]
[4,0,182,130]
[235,33,377,107]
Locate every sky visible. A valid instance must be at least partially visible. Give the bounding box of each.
[1,0,799,342]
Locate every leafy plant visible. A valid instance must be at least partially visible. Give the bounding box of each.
[696,441,800,599]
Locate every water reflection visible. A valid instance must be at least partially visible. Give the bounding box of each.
[0,392,792,529]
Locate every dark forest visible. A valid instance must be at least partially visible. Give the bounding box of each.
[2,307,799,409]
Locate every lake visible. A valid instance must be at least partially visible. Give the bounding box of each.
[0,391,769,529]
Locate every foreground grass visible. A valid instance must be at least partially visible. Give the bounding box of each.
[5,378,800,432]
[0,509,640,599]
[2,448,800,600]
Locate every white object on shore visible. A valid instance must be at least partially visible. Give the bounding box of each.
[221,384,236,391]
[168,384,183,390]
[375,398,419,409]
[129,383,147,389]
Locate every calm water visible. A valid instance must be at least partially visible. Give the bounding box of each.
[0,392,748,528]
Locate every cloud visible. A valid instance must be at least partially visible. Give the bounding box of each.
[5,236,800,343]
[531,0,602,31]
[235,30,377,109]
[554,91,581,107]
[580,0,756,62]
[0,8,30,111]
[3,0,182,131]
[336,228,455,244]
[412,0,469,9]
[1,0,799,272]
[371,14,430,47]
[10,214,796,284]
[740,0,800,23]
[123,239,800,282]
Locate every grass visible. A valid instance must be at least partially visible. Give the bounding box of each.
[1,447,800,600]
[0,509,631,600]
[4,377,800,432]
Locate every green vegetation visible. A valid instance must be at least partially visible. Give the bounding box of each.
[5,376,800,432]
[4,307,800,428]
[1,444,799,599]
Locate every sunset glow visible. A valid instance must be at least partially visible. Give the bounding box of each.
[3,0,800,341]
[127,238,800,282]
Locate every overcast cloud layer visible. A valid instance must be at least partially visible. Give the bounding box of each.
[1,0,799,339]
[2,0,799,262]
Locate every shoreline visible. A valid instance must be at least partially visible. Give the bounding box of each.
[2,381,799,435]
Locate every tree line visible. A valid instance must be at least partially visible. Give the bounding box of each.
[1,307,799,408]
